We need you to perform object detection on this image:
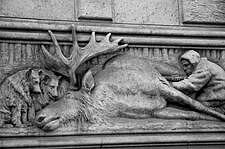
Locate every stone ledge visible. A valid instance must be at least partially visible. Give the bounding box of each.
[1,118,225,137]
[1,132,225,148]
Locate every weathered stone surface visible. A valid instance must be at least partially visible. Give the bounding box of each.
[114,0,179,25]
[183,0,225,24]
[0,0,75,20]
[2,118,225,136]
[1,1,225,148]
[1,123,225,148]
[77,0,112,20]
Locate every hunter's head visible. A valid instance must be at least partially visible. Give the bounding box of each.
[180,50,200,76]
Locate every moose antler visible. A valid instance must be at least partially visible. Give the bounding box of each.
[41,25,128,89]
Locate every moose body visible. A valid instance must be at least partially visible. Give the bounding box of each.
[36,26,225,131]
[36,54,224,131]
[92,55,174,118]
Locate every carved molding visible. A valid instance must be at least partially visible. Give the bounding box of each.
[1,18,225,36]
[1,19,225,47]
[2,31,225,48]
[1,131,225,148]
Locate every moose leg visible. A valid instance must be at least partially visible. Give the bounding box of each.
[159,84,225,121]
[152,107,219,121]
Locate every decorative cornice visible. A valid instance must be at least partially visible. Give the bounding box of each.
[1,18,225,48]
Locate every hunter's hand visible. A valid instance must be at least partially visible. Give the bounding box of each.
[158,77,171,86]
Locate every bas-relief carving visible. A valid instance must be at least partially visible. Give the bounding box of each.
[0,68,63,128]
[0,68,42,127]
[1,25,225,134]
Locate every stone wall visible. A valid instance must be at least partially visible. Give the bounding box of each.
[1,0,225,26]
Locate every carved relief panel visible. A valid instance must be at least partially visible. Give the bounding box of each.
[1,25,225,139]
[1,0,225,148]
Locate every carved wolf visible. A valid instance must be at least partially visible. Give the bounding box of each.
[35,26,225,131]
[0,68,42,127]
[33,69,62,112]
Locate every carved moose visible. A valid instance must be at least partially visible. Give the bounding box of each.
[36,25,225,131]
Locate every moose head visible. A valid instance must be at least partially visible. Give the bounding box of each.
[35,25,128,131]
[35,70,96,131]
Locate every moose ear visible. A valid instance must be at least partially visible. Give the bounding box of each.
[82,69,95,92]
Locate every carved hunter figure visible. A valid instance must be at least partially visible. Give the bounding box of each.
[171,50,225,114]
[0,68,42,127]
[35,25,225,131]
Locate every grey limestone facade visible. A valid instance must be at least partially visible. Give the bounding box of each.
[1,0,225,148]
